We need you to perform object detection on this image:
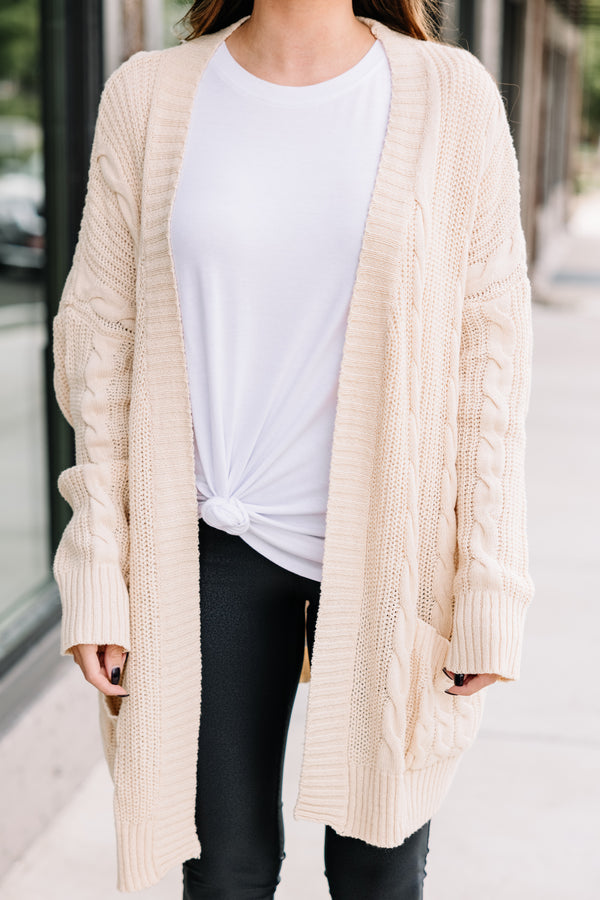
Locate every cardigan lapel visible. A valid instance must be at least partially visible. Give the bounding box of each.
[294,22,432,826]
[132,21,254,862]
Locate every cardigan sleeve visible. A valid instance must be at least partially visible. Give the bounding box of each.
[52,61,144,656]
[445,92,535,682]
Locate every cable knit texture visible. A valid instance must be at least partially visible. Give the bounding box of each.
[52,16,534,892]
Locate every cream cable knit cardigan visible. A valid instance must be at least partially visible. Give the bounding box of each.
[52,15,534,892]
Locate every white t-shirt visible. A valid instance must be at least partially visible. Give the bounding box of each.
[171,38,391,581]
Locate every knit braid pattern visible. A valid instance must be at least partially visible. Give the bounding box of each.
[53,66,138,655]
[445,91,534,681]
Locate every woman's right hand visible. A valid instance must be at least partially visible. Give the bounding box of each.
[72,644,129,697]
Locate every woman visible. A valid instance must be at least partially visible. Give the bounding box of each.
[52,1,534,897]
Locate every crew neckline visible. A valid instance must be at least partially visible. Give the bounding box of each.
[211,39,387,105]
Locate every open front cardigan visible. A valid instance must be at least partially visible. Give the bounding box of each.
[52,16,535,892]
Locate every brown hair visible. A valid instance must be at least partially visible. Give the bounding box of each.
[179,1,442,42]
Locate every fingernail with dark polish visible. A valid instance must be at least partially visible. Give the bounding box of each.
[111,666,121,684]
[442,667,453,680]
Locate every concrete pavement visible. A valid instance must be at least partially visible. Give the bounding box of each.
[1,192,599,898]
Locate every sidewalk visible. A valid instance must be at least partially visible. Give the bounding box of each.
[1,197,599,898]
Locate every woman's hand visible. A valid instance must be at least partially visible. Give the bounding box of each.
[442,668,500,696]
[72,644,129,697]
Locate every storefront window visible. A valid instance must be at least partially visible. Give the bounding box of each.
[0,2,51,659]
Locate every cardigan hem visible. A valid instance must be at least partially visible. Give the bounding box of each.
[113,755,464,890]
[115,816,200,893]
[294,754,463,847]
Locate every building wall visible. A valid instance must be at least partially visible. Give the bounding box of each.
[443,0,582,271]
[0,0,107,877]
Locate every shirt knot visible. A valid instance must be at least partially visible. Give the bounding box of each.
[200,496,250,535]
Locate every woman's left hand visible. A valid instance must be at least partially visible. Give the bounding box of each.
[442,668,501,695]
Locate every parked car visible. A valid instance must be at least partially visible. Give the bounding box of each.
[0,172,45,272]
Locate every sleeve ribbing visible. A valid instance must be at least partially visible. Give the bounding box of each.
[445,92,535,682]
[52,56,151,656]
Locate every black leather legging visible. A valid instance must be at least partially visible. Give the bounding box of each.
[182,519,431,899]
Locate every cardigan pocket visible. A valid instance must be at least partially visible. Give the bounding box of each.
[98,691,124,779]
[404,618,486,770]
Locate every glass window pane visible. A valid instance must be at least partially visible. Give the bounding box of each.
[0,2,50,638]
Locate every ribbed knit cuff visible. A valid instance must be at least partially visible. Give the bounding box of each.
[444,589,530,681]
[54,563,131,656]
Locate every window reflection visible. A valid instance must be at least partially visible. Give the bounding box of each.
[0,2,50,634]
